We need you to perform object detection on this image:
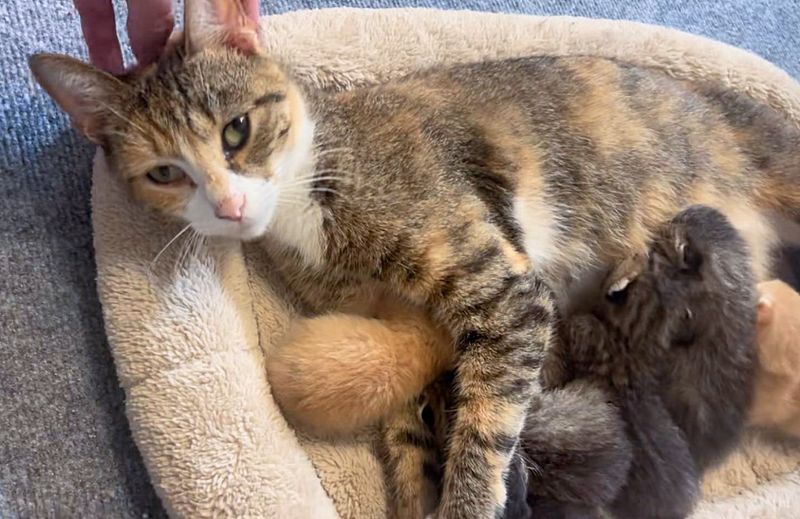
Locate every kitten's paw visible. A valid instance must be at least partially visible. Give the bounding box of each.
[540,348,570,389]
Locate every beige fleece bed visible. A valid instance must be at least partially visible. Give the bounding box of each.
[91,8,800,518]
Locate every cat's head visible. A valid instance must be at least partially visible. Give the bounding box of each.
[649,205,754,346]
[29,0,313,241]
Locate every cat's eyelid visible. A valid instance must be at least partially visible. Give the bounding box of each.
[143,158,199,184]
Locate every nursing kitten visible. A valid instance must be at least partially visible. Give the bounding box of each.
[748,279,800,437]
[547,206,756,517]
[384,374,631,519]
[399,206,756,518]
[29,0,798,515]
[549,206,758,469]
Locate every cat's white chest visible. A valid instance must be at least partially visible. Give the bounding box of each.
[512,194,604,312]
[512,195,562,274]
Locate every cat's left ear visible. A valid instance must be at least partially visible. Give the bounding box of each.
[184,0,262,56]
[28,54,128,144]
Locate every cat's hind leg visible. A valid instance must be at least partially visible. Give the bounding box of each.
[381,396,442,519]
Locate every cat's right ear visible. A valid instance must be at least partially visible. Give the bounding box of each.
[184,0,261,56]
[28,54,126,144]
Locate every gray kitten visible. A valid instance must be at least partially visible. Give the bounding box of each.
[536,205,758,518]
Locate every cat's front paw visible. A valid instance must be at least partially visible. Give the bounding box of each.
[435,488,502,519]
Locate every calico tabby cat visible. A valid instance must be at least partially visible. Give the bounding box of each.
[401,206,756,518]
[29,0,797,515]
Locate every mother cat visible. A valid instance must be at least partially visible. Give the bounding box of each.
[29,0,800,517]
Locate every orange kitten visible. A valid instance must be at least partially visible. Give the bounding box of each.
[749,280,800,437]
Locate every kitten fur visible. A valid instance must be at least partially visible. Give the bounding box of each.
[28,0,797,515]
[544,205,757,517]
[749,279,800,437]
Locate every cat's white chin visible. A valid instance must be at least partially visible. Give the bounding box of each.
[188,216,272,242]
[183,174,279,242]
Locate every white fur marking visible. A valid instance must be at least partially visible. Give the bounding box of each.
[512,194,563,277]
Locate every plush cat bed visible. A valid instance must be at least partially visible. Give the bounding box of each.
[91,8,800,518]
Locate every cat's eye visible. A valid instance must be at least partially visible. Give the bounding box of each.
[147,165,186,185]
[222,114,251,154]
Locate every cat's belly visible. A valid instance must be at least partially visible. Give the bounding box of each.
[512,195,608,313]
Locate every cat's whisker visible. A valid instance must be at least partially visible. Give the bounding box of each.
[277,189,314,206]
[278,199,311,210]
[187,231,205,259]
[281,176,351,189]
[177,229,203,269]
[282,181,348,194]
[278,190,311,201]
[314,152,353,161]
[176,230,195,269]
[99,101,149,135]
[313,144,353,153]
[314,169,354,178]
[191,233,207,262]
[308,187,342,197]
[149,223,193,271]
[308,186,341,192]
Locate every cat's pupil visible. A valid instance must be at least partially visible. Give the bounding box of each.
[222,114,250,154]
[420,404,436,431]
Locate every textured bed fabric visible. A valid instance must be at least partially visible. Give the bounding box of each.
[1,1,798,518]
[92,7,800,519]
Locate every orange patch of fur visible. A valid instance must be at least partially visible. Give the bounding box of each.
[748,280,800,437]
[499,239,530,275]
[569,59,653,155]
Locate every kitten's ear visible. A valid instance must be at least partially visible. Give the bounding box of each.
[678,238,703,273]
[757,295,775,326]
[184,0,261,56]
[28,54,126,144]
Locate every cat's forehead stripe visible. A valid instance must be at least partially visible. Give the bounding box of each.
[255,93,287,106]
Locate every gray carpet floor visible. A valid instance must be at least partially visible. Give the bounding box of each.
[0,1,797,516]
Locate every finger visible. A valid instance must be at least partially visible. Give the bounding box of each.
[74,0,124,74]
[126,0,175,68]
[243,0,260,22]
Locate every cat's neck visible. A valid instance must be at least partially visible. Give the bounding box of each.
[267,97,328,268]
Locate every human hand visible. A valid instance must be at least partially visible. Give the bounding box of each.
[74,0,260,75]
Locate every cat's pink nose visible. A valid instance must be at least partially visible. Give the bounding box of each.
[215,193,246,222]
